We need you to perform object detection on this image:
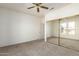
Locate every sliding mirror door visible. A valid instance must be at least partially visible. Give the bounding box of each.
[60,16,79,51]
[46,20,59,45]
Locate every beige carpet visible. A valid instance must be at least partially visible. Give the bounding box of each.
[0,39,79,56]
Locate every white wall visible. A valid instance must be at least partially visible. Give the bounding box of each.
[40,17,44,39]
[0,7,44,47]
[45,4,79,21]
[46,22,52,37]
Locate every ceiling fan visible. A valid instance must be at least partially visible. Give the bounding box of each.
[27,3,49,12]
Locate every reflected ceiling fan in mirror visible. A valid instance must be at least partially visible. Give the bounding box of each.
[27,3,50,12]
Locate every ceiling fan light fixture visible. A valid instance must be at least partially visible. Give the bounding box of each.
[27,3,49,12]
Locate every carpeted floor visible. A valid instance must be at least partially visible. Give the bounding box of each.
[0,39,79,56]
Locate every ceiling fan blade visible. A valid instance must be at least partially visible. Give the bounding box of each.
[32,3,38,6]
[40,6,49,9]
[27,6,35,9]
[37,8,39,12]
[32,3,42,6]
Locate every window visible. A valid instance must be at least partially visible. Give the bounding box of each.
[61,21,75,35]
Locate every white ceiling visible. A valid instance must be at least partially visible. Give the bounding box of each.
[0,3,70,17]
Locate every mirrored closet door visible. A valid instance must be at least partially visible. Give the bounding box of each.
[60,15,79,51]
[46,15,79,51]
[46,20,59,45]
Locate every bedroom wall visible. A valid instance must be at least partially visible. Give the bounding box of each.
[0,7,44,47]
